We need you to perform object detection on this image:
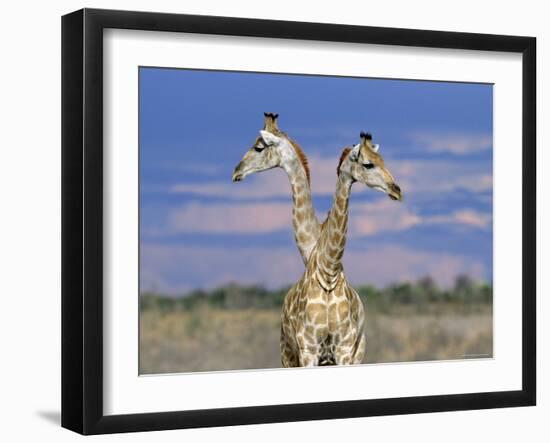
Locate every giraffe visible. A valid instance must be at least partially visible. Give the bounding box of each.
[232,113,321,264]
[280,131,402,367]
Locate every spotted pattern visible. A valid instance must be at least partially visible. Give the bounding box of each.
[281,172,366,367]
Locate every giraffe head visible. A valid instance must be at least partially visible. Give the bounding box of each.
[337,132,402,201]
[232,113,310,183]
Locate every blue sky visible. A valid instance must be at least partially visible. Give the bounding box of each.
[139,67,493,294]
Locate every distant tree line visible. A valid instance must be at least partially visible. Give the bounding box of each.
[140,275,492,313]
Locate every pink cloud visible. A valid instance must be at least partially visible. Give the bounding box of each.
[349,200,422,236]
[140,244,304,293]
[168,202,293,234]
[348,200,491,237]
[140,243,488,294]
[161,195,489,237]
[344,245,486,288]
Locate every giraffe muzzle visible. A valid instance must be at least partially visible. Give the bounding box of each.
[388,183,403,201]
[232,162,245,182]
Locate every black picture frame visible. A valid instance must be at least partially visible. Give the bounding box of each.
[61,8,536,435]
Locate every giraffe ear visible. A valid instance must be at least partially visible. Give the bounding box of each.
[259,130,281,146]
[372,143,380,153]
[349,144,361,161]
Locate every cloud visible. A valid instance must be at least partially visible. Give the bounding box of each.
[391,159,492,194]
[167,154,341,200]
[140,242,488,294]
[160,162,223,175]
[169,170,293,200]
[344,245,486,289]
[156,150,492,239]
[167,153,492,203]
[349,200,491,237]
[168,201,292,234]
[425,209,492,229]
[158,197,489,238]
[411,132,492,155]
[349,200,422,236]
[140,243,304,294]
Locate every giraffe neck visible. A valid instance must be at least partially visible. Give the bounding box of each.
[282,158,320,264]
[315,173,353,281]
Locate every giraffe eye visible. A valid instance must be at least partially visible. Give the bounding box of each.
[363,163,375,170]
[254,143,266,153]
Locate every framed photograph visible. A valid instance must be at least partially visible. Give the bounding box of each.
[61,8,536,435]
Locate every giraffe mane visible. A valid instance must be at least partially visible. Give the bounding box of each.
[288,139,311,185]
[263,118,310,184]
[336,147,352,176]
